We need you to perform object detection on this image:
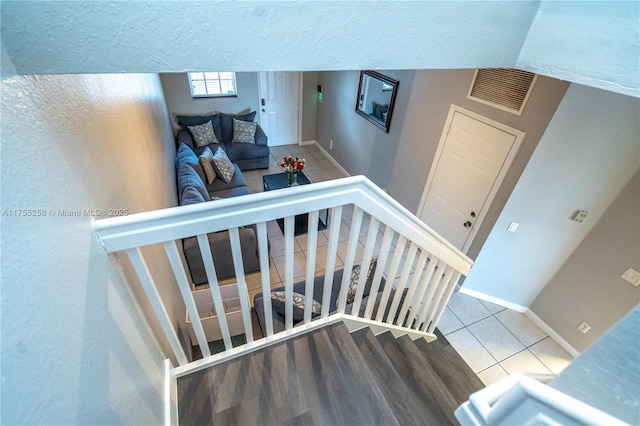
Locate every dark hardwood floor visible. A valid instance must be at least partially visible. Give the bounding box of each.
[177,323,484,425]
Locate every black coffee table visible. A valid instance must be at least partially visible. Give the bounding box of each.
[263,172,329,236]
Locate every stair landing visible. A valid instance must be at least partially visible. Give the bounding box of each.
[177,323,484,425]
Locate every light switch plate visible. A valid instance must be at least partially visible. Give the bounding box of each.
[571,210,589,223]
[621,268,640,287]
[578,321,591,333]
[507,222,519,232]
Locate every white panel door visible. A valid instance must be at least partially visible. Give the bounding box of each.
[258,72,300,147]
[419,110,520,251]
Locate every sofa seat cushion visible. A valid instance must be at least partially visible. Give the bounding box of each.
[211,185,251,199]
[226,141,271,162]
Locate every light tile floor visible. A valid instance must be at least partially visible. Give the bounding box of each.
[216,143,575,386]
[440,292,574,385]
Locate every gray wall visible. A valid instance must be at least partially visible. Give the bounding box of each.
[531,171,640,351]
[550,306,640,424]
[463,84,640,312]
[301,71,319,142]
[1,73,180,424]
[160,72,260,131]
[315,69,569,259]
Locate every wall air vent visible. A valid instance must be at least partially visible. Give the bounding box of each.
[468,68,537,115]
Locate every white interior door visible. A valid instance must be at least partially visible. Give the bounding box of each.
[418,106,524,251]
[258,72,300,147]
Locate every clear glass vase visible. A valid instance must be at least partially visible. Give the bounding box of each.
[287,171,298,187]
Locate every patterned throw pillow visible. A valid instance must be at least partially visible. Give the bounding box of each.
[211,147,235,183]
[232,118,257,144]
[198,147,216,184]
[187,121,220,147]
[345,258,378,305]
[271,291,322,322]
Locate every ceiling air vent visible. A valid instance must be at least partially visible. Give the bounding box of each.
[468,69,537,115]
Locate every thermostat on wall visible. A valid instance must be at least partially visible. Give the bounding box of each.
[571,210,589,223]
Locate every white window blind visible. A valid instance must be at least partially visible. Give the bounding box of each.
[468,69,537,115]
[188,72,237,97]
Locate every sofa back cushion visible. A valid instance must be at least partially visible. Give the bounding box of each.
[219,111,256,143]
[177,163,210,204]
[181,185,207,205]
[175,143,207,183]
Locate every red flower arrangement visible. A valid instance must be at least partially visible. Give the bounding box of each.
[280,155,305,186]
[280,155,305,173]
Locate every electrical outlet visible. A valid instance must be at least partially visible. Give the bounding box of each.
[329,139,334,150]
[621,268,640,287]
[578,321,591,334]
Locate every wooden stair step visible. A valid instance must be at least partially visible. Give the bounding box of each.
[288,323,399,425]
[414,329,485,405]
[350,327,439,425]
[376,331,460,425]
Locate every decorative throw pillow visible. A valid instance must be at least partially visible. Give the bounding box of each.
[211,147,235,183]
[187,121,220,147]
[345,258,378,305]
[219,111,256,142]
[198,147,217,184]
[181,185,206,205]
[177,163,210,202]
[271,291,322,322]
[232,118,258,144]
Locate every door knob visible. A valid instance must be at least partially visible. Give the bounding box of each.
[261,109,265,112]
[463,221,472,228]
[470,211,476,218]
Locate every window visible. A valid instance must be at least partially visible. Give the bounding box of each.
[188,72,237,98]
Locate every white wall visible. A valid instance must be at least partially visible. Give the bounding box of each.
[0,73,180,424]
[2,2,637,97]
[463,84,640,309]
[517,1,639,98]
[160,72,260,131]
[0,1,535,72]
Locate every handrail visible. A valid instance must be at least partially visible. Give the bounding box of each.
[456,373,629,426]
[93,176,472,274]
[93,176,473,371]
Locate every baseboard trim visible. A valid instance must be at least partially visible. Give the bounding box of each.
[314,142,350,177]
[300,139,316,146]
[524,309,580,358]
[459,287,528,313]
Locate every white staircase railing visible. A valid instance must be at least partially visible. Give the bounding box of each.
[455,373,630,426]
[93,176,472,375]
